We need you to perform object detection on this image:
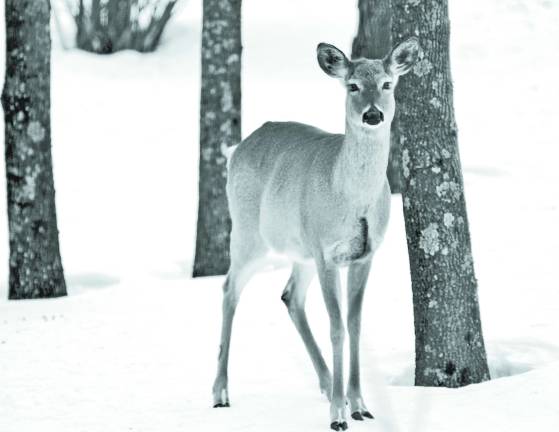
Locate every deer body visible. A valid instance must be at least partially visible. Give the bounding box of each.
[230,121,391,265]
[212,38,420,431]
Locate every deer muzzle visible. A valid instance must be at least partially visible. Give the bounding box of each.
[362,107,384,126]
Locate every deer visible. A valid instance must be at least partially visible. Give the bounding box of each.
[211,37,420,430]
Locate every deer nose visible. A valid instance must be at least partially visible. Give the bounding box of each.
[362,107,384,125]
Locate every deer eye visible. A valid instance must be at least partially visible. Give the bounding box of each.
[348,83,359,93]
[382,81,392,90]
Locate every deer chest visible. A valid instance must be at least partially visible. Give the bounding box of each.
[327,217,371,265]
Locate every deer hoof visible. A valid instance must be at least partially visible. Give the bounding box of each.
[351,411,363,421]
[351,410,374,420]
[213,402,230,408]
[330,421,348,431]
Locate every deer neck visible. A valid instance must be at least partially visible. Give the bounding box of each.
[333,120,391,204]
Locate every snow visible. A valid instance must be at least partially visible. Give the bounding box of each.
[1,0,559,431]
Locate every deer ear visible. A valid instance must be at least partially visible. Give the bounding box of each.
[317,43,351,79]
[385,37,421,76]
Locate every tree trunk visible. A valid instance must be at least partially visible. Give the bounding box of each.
[193,0,242,277]
[351,0,403,194]
[1,0,67,299]
[392,0,490,386]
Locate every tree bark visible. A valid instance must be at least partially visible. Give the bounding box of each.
[351,0,403,194]
[1,0,67,299]
[193,0,242,277]
[392,0,490,386]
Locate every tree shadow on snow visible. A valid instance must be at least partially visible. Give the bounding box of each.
[66,272,121,295]
[487,338,559,379]
[385,338,559,386]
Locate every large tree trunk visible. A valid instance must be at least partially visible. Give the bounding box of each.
[193,0,242,277]
[392,0,490,386]
[1,0,67,299]
[351,0,403,194]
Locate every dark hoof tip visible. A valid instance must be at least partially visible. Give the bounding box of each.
[351,412,363,421]
[213,402,230,408]
[330,421,348,431]
[363,411,374,419]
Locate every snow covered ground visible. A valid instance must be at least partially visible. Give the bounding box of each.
[1,0,559,431]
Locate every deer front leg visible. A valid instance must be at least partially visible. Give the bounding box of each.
[346,259,374,421]
[316,257,347,431]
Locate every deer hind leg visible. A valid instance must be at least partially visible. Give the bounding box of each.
[281,262,332,399]
[346,258,374,421]
[212,235,266,408]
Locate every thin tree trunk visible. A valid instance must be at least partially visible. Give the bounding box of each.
[1,0,67,299]
[392,0,490,386]
[351,0,403,194]
[77,0,86,47]
[193,0,242,277]
[352,0,391,61]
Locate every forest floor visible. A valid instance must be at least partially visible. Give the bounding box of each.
[1,0,559,431]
